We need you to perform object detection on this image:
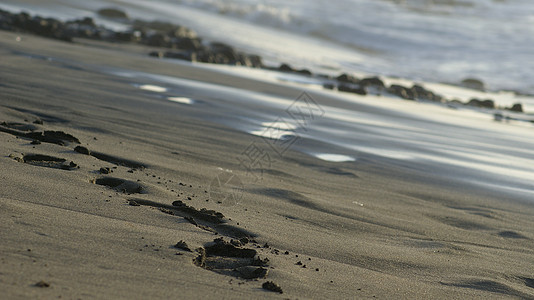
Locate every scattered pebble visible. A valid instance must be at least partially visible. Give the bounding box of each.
[99,167,111,174]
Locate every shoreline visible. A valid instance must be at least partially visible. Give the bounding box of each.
[1,10,534,300]
[0,7,531,117]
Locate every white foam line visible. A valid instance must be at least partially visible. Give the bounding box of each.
[314,153,356,162]
[139,84,167,93]
[168,97,193,104]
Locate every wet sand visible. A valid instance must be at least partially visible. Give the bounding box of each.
[1,30,534,299]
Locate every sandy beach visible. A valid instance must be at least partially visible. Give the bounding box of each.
[2,23,534,300]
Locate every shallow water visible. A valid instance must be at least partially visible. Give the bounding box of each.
[111,66,534,201]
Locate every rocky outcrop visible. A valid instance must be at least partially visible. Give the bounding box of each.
[336,73,360,85]
[338,84,367,95]
[467,98,495,109]
[387,84,415,100]
[0,9,263,68]
[507,103,524,113]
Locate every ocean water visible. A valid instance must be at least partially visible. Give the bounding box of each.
[2,0,534,94]
[164,0,534,94]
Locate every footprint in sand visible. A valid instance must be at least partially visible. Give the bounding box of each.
[11,153,78,170]
[194,238,269,280]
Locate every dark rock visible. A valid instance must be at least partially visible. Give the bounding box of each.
[336,73,359,84]
[99,167,111,174]
[172,37,202,51]
[276,63,311,75]
[0,10,15,30]
[338,84,367,95]
[1,9,265,71]
[145,32,170,47]
[467,98,481,107]
[278,63,294,72]
[323,83,335,90]
[411,84,442,102]
[507,103,523,113]
[262,281,283,294]
[359,76,385,89]
[195,50,215,63]
[247,55,263,68]
[481,99,495,108]
[210,42,238,63]
[387,84,415,100]
[149,51,163,58]
[295,68,312,76]
[467,98,495,109]
[97,8,129,19]
[172,200,186,207]
[236,53,253,67]
[30,140,41,145]
[64,18,102,40]
[12,12,31,28]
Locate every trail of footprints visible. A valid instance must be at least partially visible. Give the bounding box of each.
[7,118,533,296]
[1,118,291,293]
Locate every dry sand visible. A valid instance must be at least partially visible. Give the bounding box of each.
[1,30,534,299]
